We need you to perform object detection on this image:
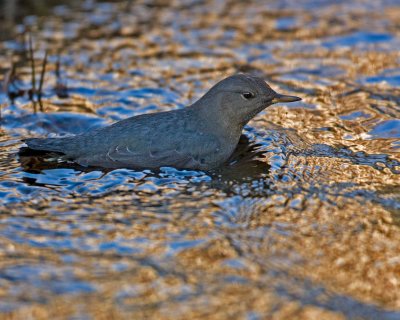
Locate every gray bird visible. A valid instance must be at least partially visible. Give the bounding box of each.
[24,74,301,170]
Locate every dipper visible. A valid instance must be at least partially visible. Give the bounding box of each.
[25,74,301,170]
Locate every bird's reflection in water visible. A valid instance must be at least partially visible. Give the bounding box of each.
[212,135,270,182]
[19,148,95,174]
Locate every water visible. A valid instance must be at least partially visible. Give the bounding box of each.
[0,0,400,318]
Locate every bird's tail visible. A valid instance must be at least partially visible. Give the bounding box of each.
[24,137,71,154]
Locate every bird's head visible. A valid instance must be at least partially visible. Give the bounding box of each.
[198,74,301,127]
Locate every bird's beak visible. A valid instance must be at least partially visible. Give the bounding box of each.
[272,93,301,104]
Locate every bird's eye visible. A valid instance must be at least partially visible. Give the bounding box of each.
[241,92,255,100]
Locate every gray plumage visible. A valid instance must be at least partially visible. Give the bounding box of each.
[25,74,301,170]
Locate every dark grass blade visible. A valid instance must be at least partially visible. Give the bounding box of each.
[38,50,48,111]
[28,34,37,112]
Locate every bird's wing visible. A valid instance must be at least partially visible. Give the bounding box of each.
[105,131,220,169]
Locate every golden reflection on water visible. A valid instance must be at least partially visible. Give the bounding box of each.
[0,0,400,319]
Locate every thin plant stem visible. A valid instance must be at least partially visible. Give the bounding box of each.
[38,50,48,112]
[28,33,37,113]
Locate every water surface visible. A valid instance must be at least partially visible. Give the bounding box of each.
[0,0,400,319]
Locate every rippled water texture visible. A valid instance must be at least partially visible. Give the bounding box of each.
[1,0,400,319]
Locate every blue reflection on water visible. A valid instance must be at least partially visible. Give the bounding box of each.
[323,31,393,48]
[364,69,400,86]
[368,120,400,139]
[340,111,371,121]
